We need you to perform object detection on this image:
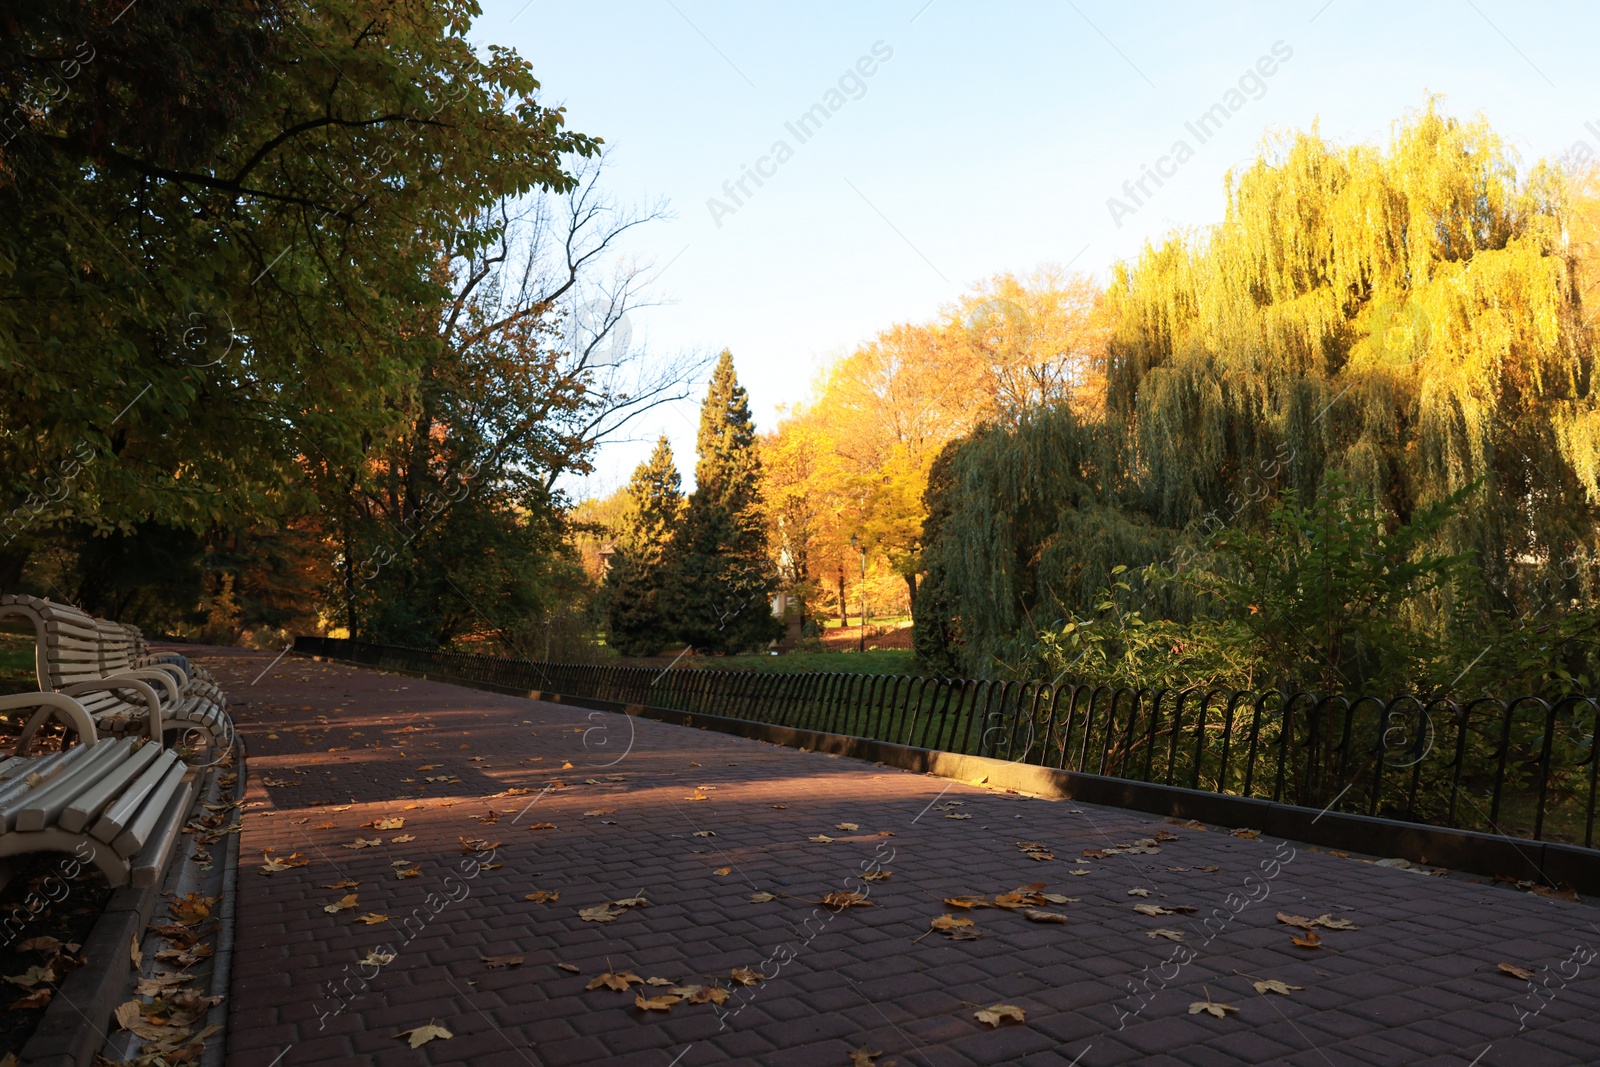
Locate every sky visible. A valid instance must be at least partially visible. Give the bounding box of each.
[472,0,1600,500]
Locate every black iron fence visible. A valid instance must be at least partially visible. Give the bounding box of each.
[294,636,1600,849]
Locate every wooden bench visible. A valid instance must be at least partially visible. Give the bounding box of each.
[94,619,234,754]
[0,737,195,888]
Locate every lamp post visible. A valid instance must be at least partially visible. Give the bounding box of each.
[850,534,866,653]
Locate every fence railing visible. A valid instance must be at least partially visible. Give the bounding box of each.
[294,636,1600,850]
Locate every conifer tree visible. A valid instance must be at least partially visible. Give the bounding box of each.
[602,436,682,656]
[662,351,781,652]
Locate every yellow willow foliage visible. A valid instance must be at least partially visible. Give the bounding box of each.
[1106,99,1600,609]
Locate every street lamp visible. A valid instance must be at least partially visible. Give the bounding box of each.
[849,534,866,653]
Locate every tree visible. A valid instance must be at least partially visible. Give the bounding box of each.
[662,352,780,653]
[603,437,682,656]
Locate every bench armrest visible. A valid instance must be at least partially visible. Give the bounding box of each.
[0,692,98,752]
[101,669,182,709]
[61,678,164,742]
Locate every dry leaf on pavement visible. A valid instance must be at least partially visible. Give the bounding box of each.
[730,966,761,986]
[1497,962,1536,980]
[1189,990,1239,1018]
[973,1003,1026,1027]
[524,891,560,903]
[836,823,860,831]
[714,867,732,876]
[809,834,835,843]
[586,970,644,991]
[341,837,382,850]
[260,853,309,873]
[863,870,892,882]
[1147,929,1185,941]
[579,904,621,923]
[635,993,681,1011]
[1253,979,1303,995]
[358,949,396,967]
[820,891,871,910]
[323,894,358,914]
[1291,931,1323,949]
[396,1022,452,1048]
[353,913,390,925]
[749,892,777,903]
[693,830,716,837]
[483,955,523,969]
[1128,888,1150,897]
[849,1048,885,1066]
[1022,909,1067,924]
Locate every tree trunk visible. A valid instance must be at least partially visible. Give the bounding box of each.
[837,566,847,628]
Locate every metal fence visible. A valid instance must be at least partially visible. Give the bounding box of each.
[294,636,1600,849]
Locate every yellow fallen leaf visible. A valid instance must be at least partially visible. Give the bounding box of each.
[749,892,777,903]
[809,835,834,843]
[524,890,560,903]
[369,817,404,830]
[835,823,860,831]
[396,1022,452,1048]
[730,967,761,986]
[587,970,644,991]
[341,837,382,849]
[1498,962,1536,980]
[1147,929,1185,941]
[821,891,872,909]
[391,834,416,843]
[353,913,390,925]
[1291,931,1323,949]
[714,867,732,876]
[1189,991,1239,1018]
[1253,979,1304,995]
[635,993,681,1011]
[579,904,621,923]
[323,893,358,914]
[974,1003,1026,1027]
[849,1047,884,1066]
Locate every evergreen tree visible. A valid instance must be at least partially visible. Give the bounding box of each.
[663,351,781,652]
[602,437,682,656]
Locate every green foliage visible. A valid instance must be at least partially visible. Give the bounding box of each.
[603,437,682,657]
[662,352,780,653]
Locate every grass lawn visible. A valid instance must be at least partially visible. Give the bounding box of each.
[0,631,36,695]
[606,648,920,676]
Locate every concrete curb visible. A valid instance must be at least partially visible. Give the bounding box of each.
[296,653,1600,895]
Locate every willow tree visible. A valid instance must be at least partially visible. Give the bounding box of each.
[920,99,1600,682]
[1110,100,1599,612]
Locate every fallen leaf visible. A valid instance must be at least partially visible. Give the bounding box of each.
[945,813,972,820]
[1276,912,1318,930]
[170,893,218,925]
[369,817,404,830]
[341,837,382,849]
[1017,841,1054,861]
[693,830,716,837]
[391,834,416,843]
[1195,864,1220,872]
[973,1003,1026,1027]
[863,870,892,882]
[556,962,580,973]
[1312,914,1359,930]
[1133,904,1179,916]
[1127,888,1150,897]
[9,988,50,1010]
[730,966,761,986]
[645,977,676,986]
[579,904,622,923]
[483,955,524,969]
[1069,869,1091,876]
[359,949,397,967]
[1253,979,1304,995]
[524,890,560,903]
[821,891,872,910]
[1230,828,1261,839]
[1291,931,1323,949]
[396,1022,452,1048]
[612,893,649,908]
[930,914,975,936]
[528,822,556,830]
[1189,993,1239,1018]
[1497,962,1536,980]
[635,993,681,1011]
[1147,929,1185,941]
[587,969,645,991]
[353,913,390,925]
[260,853,309,874]
[770,804,787,810]
[849,1047,884,1066]
[314,821,334,830]
[584,809,616,817]
[836,823,860,831]
[748,891,777,903]
[714,867,732,876]
[677,984,730,1004]
[943,895,992,909]
[809,835,835,843]
[685,790,710,802]
[1022,908,1067,924]
[323,893,358,914]
[322,879,360,890]
[395,867,421,880]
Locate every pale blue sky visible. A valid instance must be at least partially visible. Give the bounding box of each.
[474,0,1599,498]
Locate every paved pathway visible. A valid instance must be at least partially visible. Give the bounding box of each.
[200,648,1600,1067]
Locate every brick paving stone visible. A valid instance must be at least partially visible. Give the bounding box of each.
[201,647,1600,1067]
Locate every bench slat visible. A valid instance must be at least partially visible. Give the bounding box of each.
[91,748,181,844]
[57,742,161,833]
[112,761,188,857]
[8,740,138,833]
